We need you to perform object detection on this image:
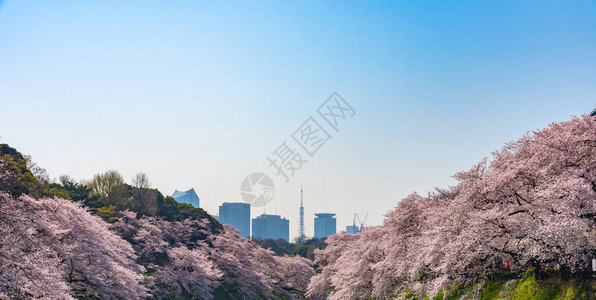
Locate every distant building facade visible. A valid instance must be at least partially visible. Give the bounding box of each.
[346,225,359,234]
[314,213,337,238]
[172,188,200,208]
[219,202,251,238]
[252,214,290,241]
[591,108,596,116]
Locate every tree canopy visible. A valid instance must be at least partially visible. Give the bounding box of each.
[308,115,596,299]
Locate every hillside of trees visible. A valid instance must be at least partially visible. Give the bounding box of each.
[306,115,596,299]
[0,144,314,299]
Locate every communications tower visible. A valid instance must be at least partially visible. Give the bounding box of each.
[299,186,305,243]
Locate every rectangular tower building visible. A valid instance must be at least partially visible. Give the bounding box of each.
[346,225,359,234]
[252,214,290,241]
[219,202,251,238]
[314,213,337,238]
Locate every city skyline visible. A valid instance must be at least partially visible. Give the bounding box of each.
[184,187,353,241]
[1,1,595,238]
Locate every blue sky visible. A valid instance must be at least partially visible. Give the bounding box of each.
[1,1,595,239]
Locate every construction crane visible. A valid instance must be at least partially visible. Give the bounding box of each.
[355,212,368,231]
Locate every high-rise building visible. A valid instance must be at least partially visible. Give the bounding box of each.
[219,202,251,238]
[346,225,359,234]
[591,107,596,116]
[172,188,200,208]
[314,213,336,238]
[252,214,290,241]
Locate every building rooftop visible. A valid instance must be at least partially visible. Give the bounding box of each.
[254,214,288,219]
[220,202,250,206]
[591,108,596,116]
[171,188,200,207]
[315,213,336,217]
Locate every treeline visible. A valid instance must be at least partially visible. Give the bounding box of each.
[307,115,596,299]
[254,238,327,260]
[0,145,220,230]
[0,144,314,299]
[0,142,325,260]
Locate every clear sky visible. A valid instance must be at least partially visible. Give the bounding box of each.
[1,1,595,239]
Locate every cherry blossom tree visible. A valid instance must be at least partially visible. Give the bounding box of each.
[0,191,72,299]
[273,254,314,295]
[111,211,222,299]
[152,246,222,299]
[306,232,358,299]
[207,225,314,299]
[308,115,596,298]
[208,225,280,298]
[0,191,147,299]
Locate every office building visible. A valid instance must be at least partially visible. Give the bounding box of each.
[171,188,200,208]
[346,225,359,234]
[252,214,290,241]
[219,202,251,238]
[314,213,337,238]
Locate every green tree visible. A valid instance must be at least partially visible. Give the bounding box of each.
[0,144,41,197]
[157,195,180,221]
[293,245,309,258]
[89,170,125,198]
[89,170,130,208]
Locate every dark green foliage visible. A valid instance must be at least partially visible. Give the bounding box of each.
[0,144,41,197]
[258,239,294,256]
[61,181,93,202]
[130,187,159,217]
[45,183,72,199]
[297,237,327,260]
[253,237,327,260]
[157,195,180,220]
[212,283,240,300]
[293,245,309,258]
